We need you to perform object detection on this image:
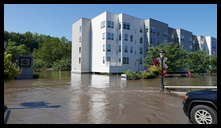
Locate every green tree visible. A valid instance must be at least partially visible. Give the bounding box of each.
[6,40,30,57]
[145,43,188,72]
[52,58,71,71]
[5,30,72,72]
[186,51,209,73]
[32,58,47,72]
[208,55,217,72]
[4,52,20,80]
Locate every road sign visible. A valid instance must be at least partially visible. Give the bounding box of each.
[157,57,167,63]
[163,64,168,69]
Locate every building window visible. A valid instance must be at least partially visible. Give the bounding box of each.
[139,48,143,54]
[157,32,160,36]
[123,57,129,64]
[139,58,142,64]
[102,33,105,39]
[103,56,105,64]
[107,44,111,52]
[130,35,133,42]
[79,25,82,32]
[106,56,111,62]
[79,57,81,64]
[140,37,143,43]
[119,23,121,29]
[130,46,133,53]
[101,21,105,29]
[107,21,114,28]
[123,22,130,30]
[140,29,142,33]
[119,58,121,63]
[124,34,128,41]
[79,47,81,53]
[124,46,128,53]
[79,36,82,42]
[145,27,148,32]
[119,46,121,52]
[107,33,114,40]
[119,34,121,40]
[103,44,105,52]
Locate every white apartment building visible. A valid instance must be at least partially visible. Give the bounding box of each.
[72,11,217,73]
[196,36,217,55]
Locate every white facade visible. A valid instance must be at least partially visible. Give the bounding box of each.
[205,36,217,55]
[90,12,146,73]
[196,36,217,56]
[72,18,91,73]
[176,29,193,51]
[72,11,217,73]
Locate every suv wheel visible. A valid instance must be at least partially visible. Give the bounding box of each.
[190,105,217,124]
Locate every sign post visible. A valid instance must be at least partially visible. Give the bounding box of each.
[159,50,167,91]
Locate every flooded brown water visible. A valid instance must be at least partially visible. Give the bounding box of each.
[4,72,217,124]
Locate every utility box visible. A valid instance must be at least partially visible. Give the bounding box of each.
[16,56,33,79]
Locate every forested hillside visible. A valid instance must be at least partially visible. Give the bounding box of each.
[4,31,72,71]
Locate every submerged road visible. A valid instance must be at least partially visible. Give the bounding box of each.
[4,72,216,124]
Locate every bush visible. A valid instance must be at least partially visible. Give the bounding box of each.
[148,65,161,75]
[99,72,109,75]
[124,70,158,80]
[4,52,20,80]
[136,72,143,79]
[142,72,157,79]
[32,58,47,72]
[124,70,136,80]
[52,58,71,71]
[33,73,40,79]
[124,70,141,80]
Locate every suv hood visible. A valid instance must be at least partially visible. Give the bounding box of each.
[186,89,217,96]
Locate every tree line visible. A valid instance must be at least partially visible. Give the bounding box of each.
[144,43,217,73]
[4,31,71,72]
[4,31,216,80]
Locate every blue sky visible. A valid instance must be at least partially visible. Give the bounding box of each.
[4,4,217,40]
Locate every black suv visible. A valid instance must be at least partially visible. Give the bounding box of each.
[183,89,217,124]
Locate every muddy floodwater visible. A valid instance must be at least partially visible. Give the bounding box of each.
[4,72,217,124]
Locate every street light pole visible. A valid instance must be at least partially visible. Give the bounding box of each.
[160,50,165,91]
[161,56,164,91]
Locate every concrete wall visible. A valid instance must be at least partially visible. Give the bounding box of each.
[205,36,217,55]
[116,13,146,72]
[192,35,200,51]
[72,19,82,73]
[91,12,110,73]
[176,29,193,51]
[145,18,168,47]
[168,27,179,43]
[81,18,91,72]
[72,18,91,73]
[197,36,208,53]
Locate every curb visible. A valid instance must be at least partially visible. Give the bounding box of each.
[165,90,187,99]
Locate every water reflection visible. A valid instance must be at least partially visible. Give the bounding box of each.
[91,75,110,88]
[70,74,127,89]
[87,92,109,123]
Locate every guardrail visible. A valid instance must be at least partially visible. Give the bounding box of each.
[165,86,217,89]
